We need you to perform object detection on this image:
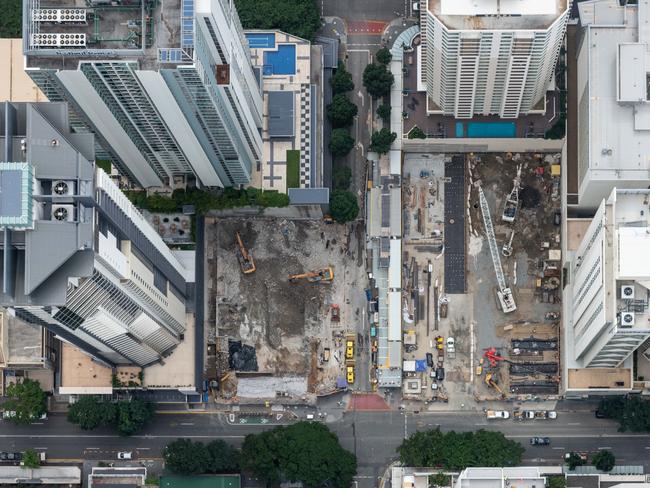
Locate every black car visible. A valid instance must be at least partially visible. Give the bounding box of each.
[436,367,445,381]
[530,437,550,446]
[595,410,606,419]
[426,353,434,367]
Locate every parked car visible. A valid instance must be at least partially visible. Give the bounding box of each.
[117,452,133,460]
[346,365,355,384]
[530,437,550,445]
[435,336,444,350]
[446,337,455,352]
[436,367,445,381]
[565,451,588,461]
[431,382,438,391]
[595,410,606,419]
[426,352,434,367]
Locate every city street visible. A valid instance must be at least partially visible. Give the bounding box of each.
[1,404,649,487]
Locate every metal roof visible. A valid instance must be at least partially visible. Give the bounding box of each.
[268,91,295,138]
[288,187,329,205]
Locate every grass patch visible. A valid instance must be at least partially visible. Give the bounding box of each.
[286,150,300,190]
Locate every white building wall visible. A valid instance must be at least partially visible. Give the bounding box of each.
[424,9,569,118]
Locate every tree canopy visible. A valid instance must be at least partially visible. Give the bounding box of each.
[363,63,394,99]
[370,128,397,154]
[21,450,41,469]
[331,61,354,94]
[329,190,359,224]
[4,379,46,424]
[67,397,154,436]
[332,167,352,190]
[0,0,21,38]
[565,452,587,471]
[241,422,357,488]
[115,399,155,436]
[592,450,615,472]
[408,126,427,139]
[377,104,391,122]
[327,94,358,128]
[376,47,393,65]
[163,439,239,476]
[398,429,525,470]
[329,129,355,158]
[598,396,650,431]
[67,396,116,430]
[234,0,321,41]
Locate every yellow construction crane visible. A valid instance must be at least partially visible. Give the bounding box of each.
[288,266,334,283]
[235,232,256,274]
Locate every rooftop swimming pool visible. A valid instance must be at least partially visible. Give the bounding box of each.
[455,121,516,138]
[245,32,275,49]
[263,44,296,75]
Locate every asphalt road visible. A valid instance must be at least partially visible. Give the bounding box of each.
[323,0,409,21]
[2,407,649,485]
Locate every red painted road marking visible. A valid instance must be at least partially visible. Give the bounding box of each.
[346,20,387,35]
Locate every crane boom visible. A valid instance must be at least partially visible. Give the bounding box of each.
[478,187,517,313]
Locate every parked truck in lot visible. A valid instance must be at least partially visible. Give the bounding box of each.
[486,410,510,420]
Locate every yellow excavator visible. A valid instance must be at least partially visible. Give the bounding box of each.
[485,372,505,397]
[288,266,334,283]
[235,231,255,274]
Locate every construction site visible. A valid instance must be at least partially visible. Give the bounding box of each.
[204,216,367,402]
[400,152,562,408]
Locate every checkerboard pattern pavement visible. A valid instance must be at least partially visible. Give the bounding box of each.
[299,84,311,187]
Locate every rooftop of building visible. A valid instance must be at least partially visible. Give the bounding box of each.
[0,466,81,485]
[24,0,188,70]
[0,39,46,102]
[457,468,545,488]
[566,367,632,390]
[0,312,47,366]
[59,342,113,394]
[578,0,650,180]
[427,0,568,30]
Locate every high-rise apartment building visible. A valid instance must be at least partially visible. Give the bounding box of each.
[420,0,569,119]
[23,0,262,188]
[573,0,650,210]
[0,101,193,367]
[563,188,650,393]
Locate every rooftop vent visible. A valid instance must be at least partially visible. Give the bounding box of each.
[621,285,635,300]
[621,312,635,326]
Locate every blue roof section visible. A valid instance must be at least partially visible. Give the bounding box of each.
[159,48,185,63]
[288,188,329,205]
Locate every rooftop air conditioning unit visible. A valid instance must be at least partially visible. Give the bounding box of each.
[621,285,635,300]
[52,180,74,196]
[621,312,635,326]
[51,205,75,222]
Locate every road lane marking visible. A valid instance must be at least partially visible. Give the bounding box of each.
[137,447,150,450]
[34,447,47,450]
[86,447,100,450]
[567,423,581,425]
[597,447,612,450]
[552,447,565,450]
[180,423,194,426]
[475,423,488,426]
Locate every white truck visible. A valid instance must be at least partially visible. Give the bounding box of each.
[486,410,510,420]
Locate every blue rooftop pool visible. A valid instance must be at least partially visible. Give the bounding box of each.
[263,44,297,75]
[459,121,516,138]
[245,32,276,49]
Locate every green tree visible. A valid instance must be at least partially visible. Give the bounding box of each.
[408,126,427,139]
[329,129,355,158]
[163,439,211,475]
[235,0,321,41]
[592,450,615,472]
[242,422,357,488]
[547,476,566,488]
[67,396,116,430]
[21,450,41,469]
[565,452,586,471]
[332,167,352,190]
[4,379,46,425]
[598,397,650,432]
[376,47,393,65]
[376,104,391,122]
[331,61,354,94]
[363,63,394,98]
[205,440,240,473]
[115,399,155,436]
[398,429,524,470]
[430,472,451,487]
[327,94,358,128]
[370,128,397,154]
[0,0,22,37]
[329,190,359,224]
